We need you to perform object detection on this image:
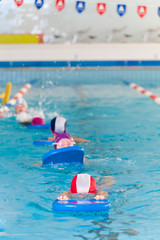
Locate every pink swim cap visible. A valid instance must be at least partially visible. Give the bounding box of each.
[31,117,45,125]
[70,174,97,194]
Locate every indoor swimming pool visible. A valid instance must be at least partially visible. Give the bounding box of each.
[1,68,160,239]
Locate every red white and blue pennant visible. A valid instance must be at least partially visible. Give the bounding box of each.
[97,3,106,15]
[15,0,23,7]
[117,4,126,17]
[35,0,44,9]
[56,0,65,11]
[76,1,85,14]
[137,6,147,18]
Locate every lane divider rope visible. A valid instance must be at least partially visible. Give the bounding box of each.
[0,83,31,115]
[124,81,160,105]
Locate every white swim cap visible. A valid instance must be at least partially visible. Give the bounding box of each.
[16,98,27,107]
[50,116,67,134]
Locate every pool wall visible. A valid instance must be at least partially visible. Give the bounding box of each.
[1,44,160,64]
[1,43,160,85]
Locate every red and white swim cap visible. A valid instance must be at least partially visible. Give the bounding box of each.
[70,174,96,194]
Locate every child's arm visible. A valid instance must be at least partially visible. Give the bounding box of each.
[100,176,116,188]
[48,137,55,141]
[72,136,90,143]
[48,132,56,141]
[34,161,42,167]
[57,191,71,200]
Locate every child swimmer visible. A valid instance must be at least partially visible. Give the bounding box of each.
[54,132,75,149]
[34,132,76,166]
[15,98,45,126]
[48,116,90,143]
[57,173,115,200]
[15,98,28,114]
[15,98,31,123]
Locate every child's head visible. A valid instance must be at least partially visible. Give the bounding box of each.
[31,117,45,125]
[50,116,67,135]
[54,132,75,149]
[15,98,27,114]
[70,174,97,194]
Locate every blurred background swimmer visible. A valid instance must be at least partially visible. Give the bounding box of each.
[15,97,45,124]
[57,173,115,200]
[48,116,90,143]
[31,117,45,125]
[15,98,30,123]
[15,98,28,114]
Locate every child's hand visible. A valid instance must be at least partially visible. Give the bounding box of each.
[57,191,70,200]
[94,194,105,200]
[57,195,69,200]
[48,137,54,141]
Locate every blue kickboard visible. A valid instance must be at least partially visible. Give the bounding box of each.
[27,124,50,129]
[42,146,84,166]
[33,139,54,146]
[53,199,110,212]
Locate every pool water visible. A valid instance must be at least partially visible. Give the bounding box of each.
[1,74,160,239]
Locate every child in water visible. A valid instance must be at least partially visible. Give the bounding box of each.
[15,97,45,125]
[15,98,31,123]
[31,117,45,125]
[48,116,89,143]
[34,132,75,166]
[15,98,28,114]
[54,132,75,149]
[57,173,114,200]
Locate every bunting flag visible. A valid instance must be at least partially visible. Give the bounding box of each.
[137,6,147,18]
[158,7,160,17]
[97,3,106,15]
[56,0,65,11]
[35,0,44,9]
[14,0,23,7]
[117,4,126,17]
[76,1,85,14]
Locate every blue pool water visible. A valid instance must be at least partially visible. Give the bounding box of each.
[1,70,160,239]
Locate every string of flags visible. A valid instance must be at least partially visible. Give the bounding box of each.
[13,0,158,18]
[35,0,44,9]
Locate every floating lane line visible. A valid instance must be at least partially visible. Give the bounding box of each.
[124,81,160,105]
[0,83,31,115]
